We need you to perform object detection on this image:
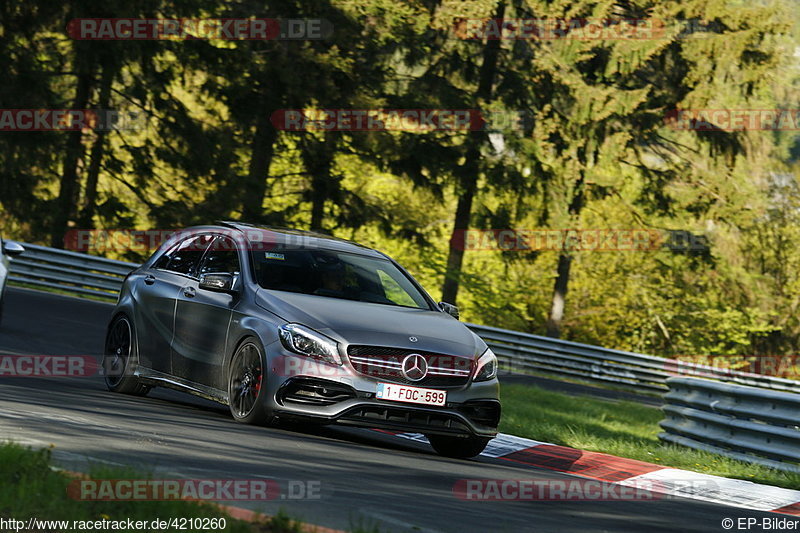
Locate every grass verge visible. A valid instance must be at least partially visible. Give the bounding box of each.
[0,442,359,533]
[500,383,800,490]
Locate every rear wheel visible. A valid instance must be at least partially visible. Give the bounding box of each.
[427,435,490,458]
[228,338,269,425]
[103,316,149,396]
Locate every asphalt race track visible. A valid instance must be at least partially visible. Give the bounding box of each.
[0,287,782,532]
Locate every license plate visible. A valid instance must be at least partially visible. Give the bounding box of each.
[375,382,447,406]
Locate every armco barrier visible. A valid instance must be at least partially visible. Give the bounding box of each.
[7,242,137,300]
[659,376,800,473]
[7,242,800,396]
[468,323,800,395]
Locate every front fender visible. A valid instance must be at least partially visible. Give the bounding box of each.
[224,313,282,376]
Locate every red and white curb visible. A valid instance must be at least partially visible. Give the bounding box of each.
[390,432,800,516]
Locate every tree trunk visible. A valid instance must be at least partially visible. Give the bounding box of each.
[78,62,115,229]
[309,165,332,232]
[242,93,278,221]
[302,135,336,232]
[441,184,477,303]
[51,59,94,248]
[545,176,586,338]
[545,253,573,337]
[440,2,505,305]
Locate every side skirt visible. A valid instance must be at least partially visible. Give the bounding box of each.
[135,367,228,405]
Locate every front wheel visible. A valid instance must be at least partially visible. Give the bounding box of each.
[227,338,270,425]
[427,435,490,458]
[103,315,149,396]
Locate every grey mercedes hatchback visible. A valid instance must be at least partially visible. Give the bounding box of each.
[104,222,500,457]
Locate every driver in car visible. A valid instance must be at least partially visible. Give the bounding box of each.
[314,259,349,298]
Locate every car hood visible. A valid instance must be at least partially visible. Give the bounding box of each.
[255,289,485,359]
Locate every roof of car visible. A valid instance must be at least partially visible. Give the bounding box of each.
[217,222,387,258]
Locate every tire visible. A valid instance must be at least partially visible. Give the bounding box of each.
[103,315,150,396]
[227,338,270,425]
[427,435,490,458]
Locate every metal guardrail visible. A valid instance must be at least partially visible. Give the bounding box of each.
[8,242,800,396]
[8,243,137,300]
[659,377,800,473]
[468,323,800,395]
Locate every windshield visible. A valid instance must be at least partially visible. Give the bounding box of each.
[251,248,432,310]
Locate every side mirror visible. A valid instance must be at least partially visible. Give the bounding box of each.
[438,301,459,320]
[2,241,24,257]
[199,273,235,293]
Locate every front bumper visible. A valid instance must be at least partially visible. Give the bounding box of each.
[266,346,500,438]
[333,398,501,437]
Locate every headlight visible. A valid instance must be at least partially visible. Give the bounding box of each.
[279,324,342,365]
[474,348,498,382]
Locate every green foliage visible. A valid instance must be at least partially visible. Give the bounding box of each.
[0,442,255,531]
[0,442,355,532]
[1,0,800,359]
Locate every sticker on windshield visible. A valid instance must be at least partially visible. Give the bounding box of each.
[265,252,285,260]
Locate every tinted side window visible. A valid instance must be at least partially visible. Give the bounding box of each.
[153,242,180,270]
[163,235,214,276]
[199,236,241,275]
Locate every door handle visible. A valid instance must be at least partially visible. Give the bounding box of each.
[183,286,196,298]
[144,275,156,285]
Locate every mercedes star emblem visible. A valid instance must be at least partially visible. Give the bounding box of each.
[401,353,428,382]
